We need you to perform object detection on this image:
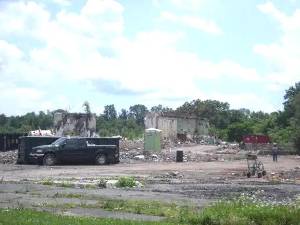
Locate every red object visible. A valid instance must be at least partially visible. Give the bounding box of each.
[243,135,271,144]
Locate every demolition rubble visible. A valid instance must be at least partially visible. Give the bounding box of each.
[120,138,241,162]
[0,150,18,164]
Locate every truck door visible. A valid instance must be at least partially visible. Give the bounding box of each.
[61,139,87,162]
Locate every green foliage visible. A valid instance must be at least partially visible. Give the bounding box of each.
[116,176,136,188]
[193,200,300,225]
[0,111,53,134]
[151,105,173,113]
[1,198,299,225]
[0,209,170,225]
[227,122,254,142]
[96,116,143,139]
[103,104,117,120]
[129,104,148,127]
[40,178,54,186]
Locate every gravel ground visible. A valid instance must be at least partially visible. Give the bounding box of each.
[0,145,299,220]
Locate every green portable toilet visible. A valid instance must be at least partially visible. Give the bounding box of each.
[144,128,161,152]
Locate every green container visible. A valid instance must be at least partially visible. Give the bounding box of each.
[144,128,161,152]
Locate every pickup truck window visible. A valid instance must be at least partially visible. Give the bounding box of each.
[52,137,67,145]
[65,139,78,149]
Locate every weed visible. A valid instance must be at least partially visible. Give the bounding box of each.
[84,184,97,189]
[98,178,107,188]
[116,176,136,188]
[57,182,74,188]
[53,193,83,199]
[40,179,54,186]
[0,209,170,225]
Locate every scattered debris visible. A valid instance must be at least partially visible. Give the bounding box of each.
[106,180,118,188]
[134,155,145,160]
[120,139,144,151]
[0,150,18,164]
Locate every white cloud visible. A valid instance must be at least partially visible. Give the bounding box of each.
[0,83,46,115]
[53,0,71,6]
[0,1,50,38]
[169,0,206,11]
[160,11,222,35]
[255,2,300,87]
[0,0,271,114]
[0,40,23,63]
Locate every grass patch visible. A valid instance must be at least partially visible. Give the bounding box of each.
[100,199,186,217]
[56,182,74,188]
[0,209,170,225]
[189,200,300,225]
[53,192,83,199]
[116,176,136,188]
[40,194,300,225]
[41,198,188,218]
[45,193,191,217]
[1,201,299,225]
[40,179,54,186]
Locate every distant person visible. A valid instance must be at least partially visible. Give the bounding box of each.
[272,143,278,162]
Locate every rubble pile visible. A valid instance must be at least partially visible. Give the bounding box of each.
[120,139,144,151]
[216,148,240,154]
[120,149,232,163]
[267,166,300,184]
[0,150,18,164]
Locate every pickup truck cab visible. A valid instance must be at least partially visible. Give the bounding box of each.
[29,137,118,166]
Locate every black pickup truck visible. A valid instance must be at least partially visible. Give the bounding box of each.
[26,137,119,166]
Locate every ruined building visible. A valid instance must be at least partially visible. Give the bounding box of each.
[145,112,209,141]
[53,112,96,137]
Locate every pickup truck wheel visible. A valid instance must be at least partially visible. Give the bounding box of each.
[95,154,106,165]
[43,153,56,166]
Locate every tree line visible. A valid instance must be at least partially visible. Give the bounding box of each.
[0,82,299,152]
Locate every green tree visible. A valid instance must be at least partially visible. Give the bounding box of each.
[283,81,300,117]
[119,109,128,120]
[227,121,254,142]
[103,104,117,120]
[129,104,148,127]
[150,105,173,113]
[0,114,7,126]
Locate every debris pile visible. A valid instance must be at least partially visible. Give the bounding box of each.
[0,150,18,164]
[119,149,234,163]
[120,139,144,151]
[266,167,300,184]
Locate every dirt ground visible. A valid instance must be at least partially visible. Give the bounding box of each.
[0,145,299,220]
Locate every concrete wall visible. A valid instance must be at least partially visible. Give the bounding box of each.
[53,113,96,137]
[144,113,159,129]
[197,120,209,136]
[145,113,209,140]
[157,117,177,140]
[177,117,197,135]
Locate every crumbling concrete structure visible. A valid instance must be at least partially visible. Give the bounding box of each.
[145,112,209,141]
[53,112,96,137]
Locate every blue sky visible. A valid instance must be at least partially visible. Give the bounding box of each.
[0,0,300,115]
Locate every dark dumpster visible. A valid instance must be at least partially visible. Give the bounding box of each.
[176,150,183,162]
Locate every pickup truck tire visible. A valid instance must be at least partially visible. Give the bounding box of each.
[95,154,107,165]
[43,153,56,166]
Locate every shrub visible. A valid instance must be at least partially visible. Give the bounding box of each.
[116,176,136,188]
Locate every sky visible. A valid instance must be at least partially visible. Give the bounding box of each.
[0,0,300,115]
